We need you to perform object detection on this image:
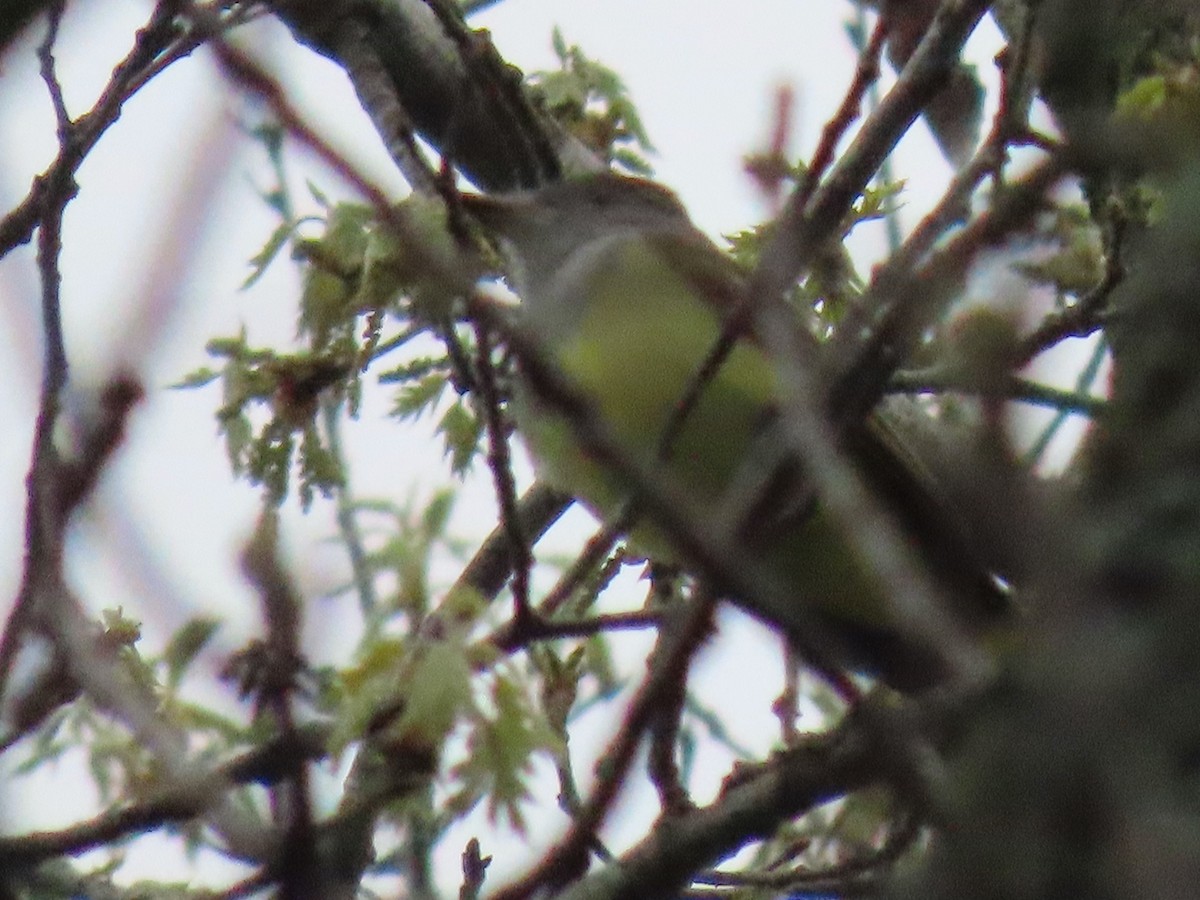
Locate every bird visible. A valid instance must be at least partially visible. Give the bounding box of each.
[462,173,1010,690]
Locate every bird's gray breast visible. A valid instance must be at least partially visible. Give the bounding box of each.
[513,231,632,346]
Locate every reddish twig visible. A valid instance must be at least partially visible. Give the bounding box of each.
[0,724,327,867]
[491,608,662,655]
[473,320,533,622]
[492,589,718,899]
[0,1,209,257]
[799,16,888,207]
[237,512,317,896]
[747,0,994,318]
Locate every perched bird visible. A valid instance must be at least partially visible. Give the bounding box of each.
[464,173,1009,690]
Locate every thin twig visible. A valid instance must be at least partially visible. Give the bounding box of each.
[333,18,443,196]
[829,156,1067,423]
[799,15,888,206]
[889,369,1105,416]
[549,701,894,900]
[459,837,491,900]
[473,320,532,621]
[648,596,696,817]
[492,608,662,655]
[492,588,718,900]
[747,0,994,316]
[322,399,379,617]
[537,519,627,619]
[238,512,316,896]
[0,723,328,866]
[0,1,203,257]
[1018,215,1126,365]
[449,482,571,605]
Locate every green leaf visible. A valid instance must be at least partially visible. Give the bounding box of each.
[369,193,481,322]
[855,178,905,225]
[222,411,253,474]
[243,221,299,290]
[207,334,250,357]
[421,488,455,540]
[332,635,476,761]
[300,268,354,348]
[170,367,220,390]
[448,672,563,832]
[551,25,568,62]
[530,31,655,170]
[1013,204,1104,295]
[307,179,333,210]
[395,640,476,746]
[1117,73,1169,117]
[163,618,221,691]
[247,423,294,505]
[392,371,448,418]
[439,400,483,476]
[296,203,375,346]
[612,147,654,176]
[329,636,405,756]
[168,699,247,741]
[298,423,344,510]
